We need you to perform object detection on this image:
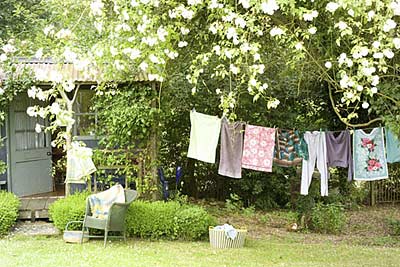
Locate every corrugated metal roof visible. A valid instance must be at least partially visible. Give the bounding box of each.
[0,59,150,83]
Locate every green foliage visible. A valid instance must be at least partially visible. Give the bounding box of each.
[126,201,180,239]
[126,200,214,240]
[386,218,400,236]
[94,84,157,149]
[0,191,20,236]
[174,206,216,240]
[48,191,90,232]
[310,203,346,234]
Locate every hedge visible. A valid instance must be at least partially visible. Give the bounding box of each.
[0,191,20,236]
[49,194,215,240]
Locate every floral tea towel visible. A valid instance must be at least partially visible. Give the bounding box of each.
[353,127,388,181]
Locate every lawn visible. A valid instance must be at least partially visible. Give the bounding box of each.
[1,234,400,267]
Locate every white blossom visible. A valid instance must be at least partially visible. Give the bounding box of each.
[295,42,303,50]
[230,64,239,74]
[28,86,38,99]
[26,107,37,117]
[157,27,168,42]
[393,37,400,49]
[225,50,233,59]
[0,54,7,62]
[213,45,221,55]
[209,24,218,34]
[36,89,46,101]
[373,52,384,59]
[122,10,130,20]
[391,1,400,16]
[2,44,16,54]
[270,27,284,37]
[249,78,257,86]
[226,27,237,40]
[371,76,380,86]
[261,0,279,15]
[325,61,332,69]
[178,41,188,47]
[63,47,77,62]
[181,27,190,35]
[115,23,131,32]
[362,102,370,109]
[50,102,61,115]
[367,10,375,21]
[335,21,347,30]
[149,54,160,64]
[347,9,354,17]
[383,19,397,32]
[303,11,318,21]
[326,2,339,13]
[240,43,251,53]
[239,0,250,9]
[383,49,394,59]
[181,8,194,19]
[142,37,158,46]
[356,85,363,91]
[235,17,246,28]
[139,61,148,71]
[209,0,223,8]
[90,0,104,16]
[267,99,280,109]
[308,27,317,35]
[35,124,42,133]
[62,80,75,92]
[216,88,221,94]
[253,53,261,61]
[55,28,72,39]
[371,86,378,94]
[188,0,202,5]
[372,41,380,49]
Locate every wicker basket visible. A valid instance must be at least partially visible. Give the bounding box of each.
[209,227,247,249]
[63,221,89,243]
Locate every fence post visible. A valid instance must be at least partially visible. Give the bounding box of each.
[370,181,376,206]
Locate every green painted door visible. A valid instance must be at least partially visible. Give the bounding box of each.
[9,94,52,197]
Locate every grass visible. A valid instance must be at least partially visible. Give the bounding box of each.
[1,235,400,267]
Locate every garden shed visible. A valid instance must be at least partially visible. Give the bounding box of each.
[0,59,158,204]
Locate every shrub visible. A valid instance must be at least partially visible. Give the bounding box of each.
[0,191,20,236]
[126,201,214,240]
[310,203,346,234]
[49,191,90,232]
[126,201,180,239]
[174,206,216,240]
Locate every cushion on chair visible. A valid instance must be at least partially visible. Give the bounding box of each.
[88,184,125,219]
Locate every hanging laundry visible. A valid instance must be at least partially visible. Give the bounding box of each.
[66,142,97,184]
[187,109,221,164]
[241,125,275,172]
[325,130,353,181]
[353,127,388,181]
[218,118,245,178]
[385,127,400,163]
[273,129,308,167]
[301,131,329,196]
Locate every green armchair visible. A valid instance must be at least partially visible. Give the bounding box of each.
[80,189,138,247]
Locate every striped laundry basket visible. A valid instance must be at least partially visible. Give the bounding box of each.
[209,227,247,249]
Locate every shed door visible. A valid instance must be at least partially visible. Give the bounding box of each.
[9,94,52,196]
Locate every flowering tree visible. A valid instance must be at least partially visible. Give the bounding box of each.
[1,0,400,195]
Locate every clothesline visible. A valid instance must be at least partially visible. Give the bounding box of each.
[186,110,400,198]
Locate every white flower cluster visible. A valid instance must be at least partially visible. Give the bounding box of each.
[326,2,339,13]
[122,48,141,60]
[391,1,400,15]
[90,0,104,16]
[169,5,195,20]
[303,10,318,21]
[270,27,284,37]
[261,0,279,15]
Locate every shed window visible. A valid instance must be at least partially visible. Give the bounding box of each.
[73,90,97,138]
